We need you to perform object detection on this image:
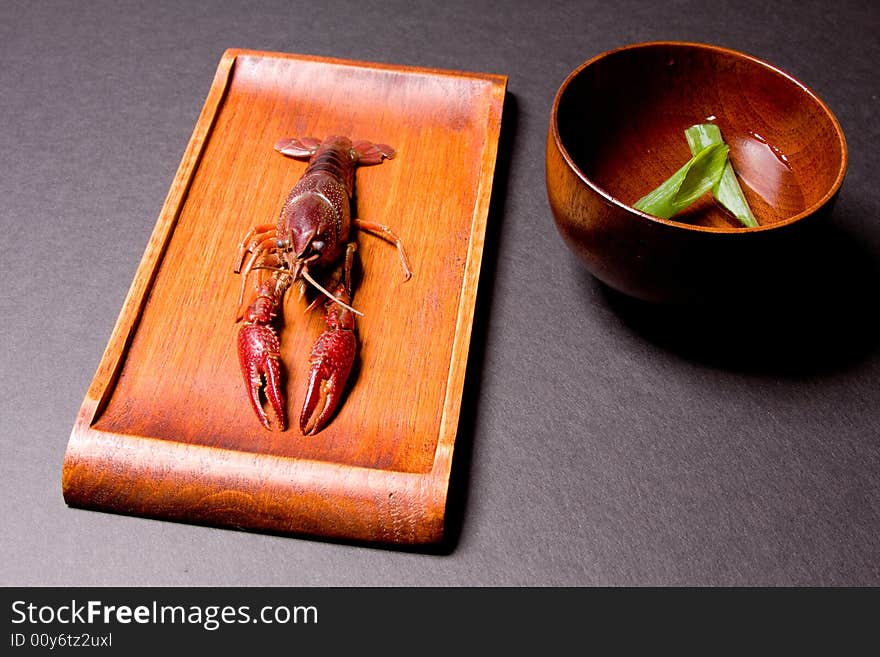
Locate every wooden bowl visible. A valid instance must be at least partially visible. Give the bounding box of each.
[547,42,847,303]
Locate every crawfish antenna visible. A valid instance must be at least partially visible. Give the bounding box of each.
[301,266,364,317]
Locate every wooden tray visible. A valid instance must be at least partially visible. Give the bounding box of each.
[62,49,507,545]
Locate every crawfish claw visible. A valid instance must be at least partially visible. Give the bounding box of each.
[300,327,356,435]
[238,323,286,431]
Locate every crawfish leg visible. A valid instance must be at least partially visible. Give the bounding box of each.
[300,243,358,435]
[233,224,276,273]
[353,218,413,281]
[235,235,281,319]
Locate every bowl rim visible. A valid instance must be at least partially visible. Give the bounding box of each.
[549,41,849,234]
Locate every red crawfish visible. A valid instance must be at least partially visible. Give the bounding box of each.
[234,136,412,434]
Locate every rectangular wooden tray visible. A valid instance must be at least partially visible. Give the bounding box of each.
[62,49,507,544]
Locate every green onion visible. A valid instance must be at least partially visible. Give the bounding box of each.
[633,143,729,220]
[684,124,758,228]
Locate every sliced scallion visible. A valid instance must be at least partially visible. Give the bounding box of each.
[633,143,729,220]
[684,123,758,228]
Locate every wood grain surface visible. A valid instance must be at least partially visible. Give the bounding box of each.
[62,49,507,544]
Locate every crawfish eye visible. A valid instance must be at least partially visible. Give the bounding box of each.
[312,239,325,253]
[275,238,285,249]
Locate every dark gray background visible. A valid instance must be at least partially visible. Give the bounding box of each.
[2,0,877,586]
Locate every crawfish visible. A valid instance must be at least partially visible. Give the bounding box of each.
[234,136,412,434]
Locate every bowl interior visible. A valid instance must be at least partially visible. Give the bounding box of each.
[555,43,846,229]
